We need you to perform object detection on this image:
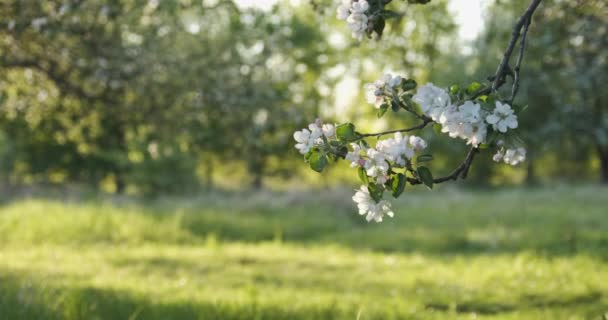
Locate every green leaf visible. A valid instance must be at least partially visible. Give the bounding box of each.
[372,17,386,38]
[417,154,434,162]
[477,95,489,102]
[309,151,328,173]
[336,123,358,142]
[433,123,443,135]
[450,85,460,95]
[417,166,434,189]
[304,150,313,161]
[367,183,384,203]
[357,167,369,185]
[400,93,414,108]
[377,104,389,118]
[391,99,400,112]
[380,10,401,20]
[401,79,417,91]
[478,143,490,149]
[466,82,484,95]
[391,173,406,198]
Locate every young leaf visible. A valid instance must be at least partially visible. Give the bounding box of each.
[400,93,414,108]
[309,152,328,173]
[372,17,386,38]
[367,183,384,203]
[336,123,358,142]
[380,10,401,20]
[377,104,389,118]
[417,166,434,189]
[391,99,400,112]
[433,123,442,135]
[466,82,484,95]
[391,173,406,198]
[401,79,417,91]
[304,150,313,162]
[357,167,369,184]
[417,154,434,162]
[450,85,460,95]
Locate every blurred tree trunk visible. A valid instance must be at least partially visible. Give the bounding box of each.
[252,173,263,189]
[204,158,214,190]
[525,158,537,186]
[115,175,126,194]
[598,146,608,184]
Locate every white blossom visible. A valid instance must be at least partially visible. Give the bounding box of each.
[364,148,390,183]
[503,147,526,165]
[486,101,518,133]
[352,185,395,223]
[493,147,526,166]
[435,100,487,147]
[336,0,352,20]
[364,83,385,107]
[322,123,336,138]
[351,0,369,13]
[364,73,402,108]
[336,0,370,41]
[412,83,451,120]
[409,136,428,151]
[345,143,364,168]
[492,150,504,162]
[459,101,483,123]
[376,132,415,166]
[293,120,333,155]
[347,12,368,41]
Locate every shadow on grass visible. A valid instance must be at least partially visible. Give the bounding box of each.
[0,271,355,320]
[2,269,607,320]
[425,292,604,315]
[177,206,608,259]
[2,187,608,258]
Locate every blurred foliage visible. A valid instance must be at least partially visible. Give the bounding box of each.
[468,0,608,184]
[0,0,606,194]
[0,0,327,193]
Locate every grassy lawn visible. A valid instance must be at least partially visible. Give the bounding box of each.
[1,186,607,319]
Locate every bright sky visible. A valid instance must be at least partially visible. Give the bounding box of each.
[233,0,486,42]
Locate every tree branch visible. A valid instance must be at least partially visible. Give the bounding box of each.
[407,147,479,185]
[358,118,432,138]
[509,14,532,103]
[406,0,542,187]
[491,0,543,93]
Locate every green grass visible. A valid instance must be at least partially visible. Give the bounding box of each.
[1,186,607,319]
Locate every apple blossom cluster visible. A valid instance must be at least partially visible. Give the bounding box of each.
[412,83,521,154]
[352,186,394,222]
[346,132,427,183]
[293,119,336,155]
[364,73,403,108]
[294,75,528,223]
[347,133,426,222]
[336,0,371,41]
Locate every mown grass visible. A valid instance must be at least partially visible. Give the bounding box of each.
[0,185,607,319]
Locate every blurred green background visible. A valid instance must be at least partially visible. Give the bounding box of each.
[0,0,607,319]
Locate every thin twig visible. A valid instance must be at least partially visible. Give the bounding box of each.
[407,147,478,185]
[509,15,532,103]
[358,118,432,138]
[491,0,542,92]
